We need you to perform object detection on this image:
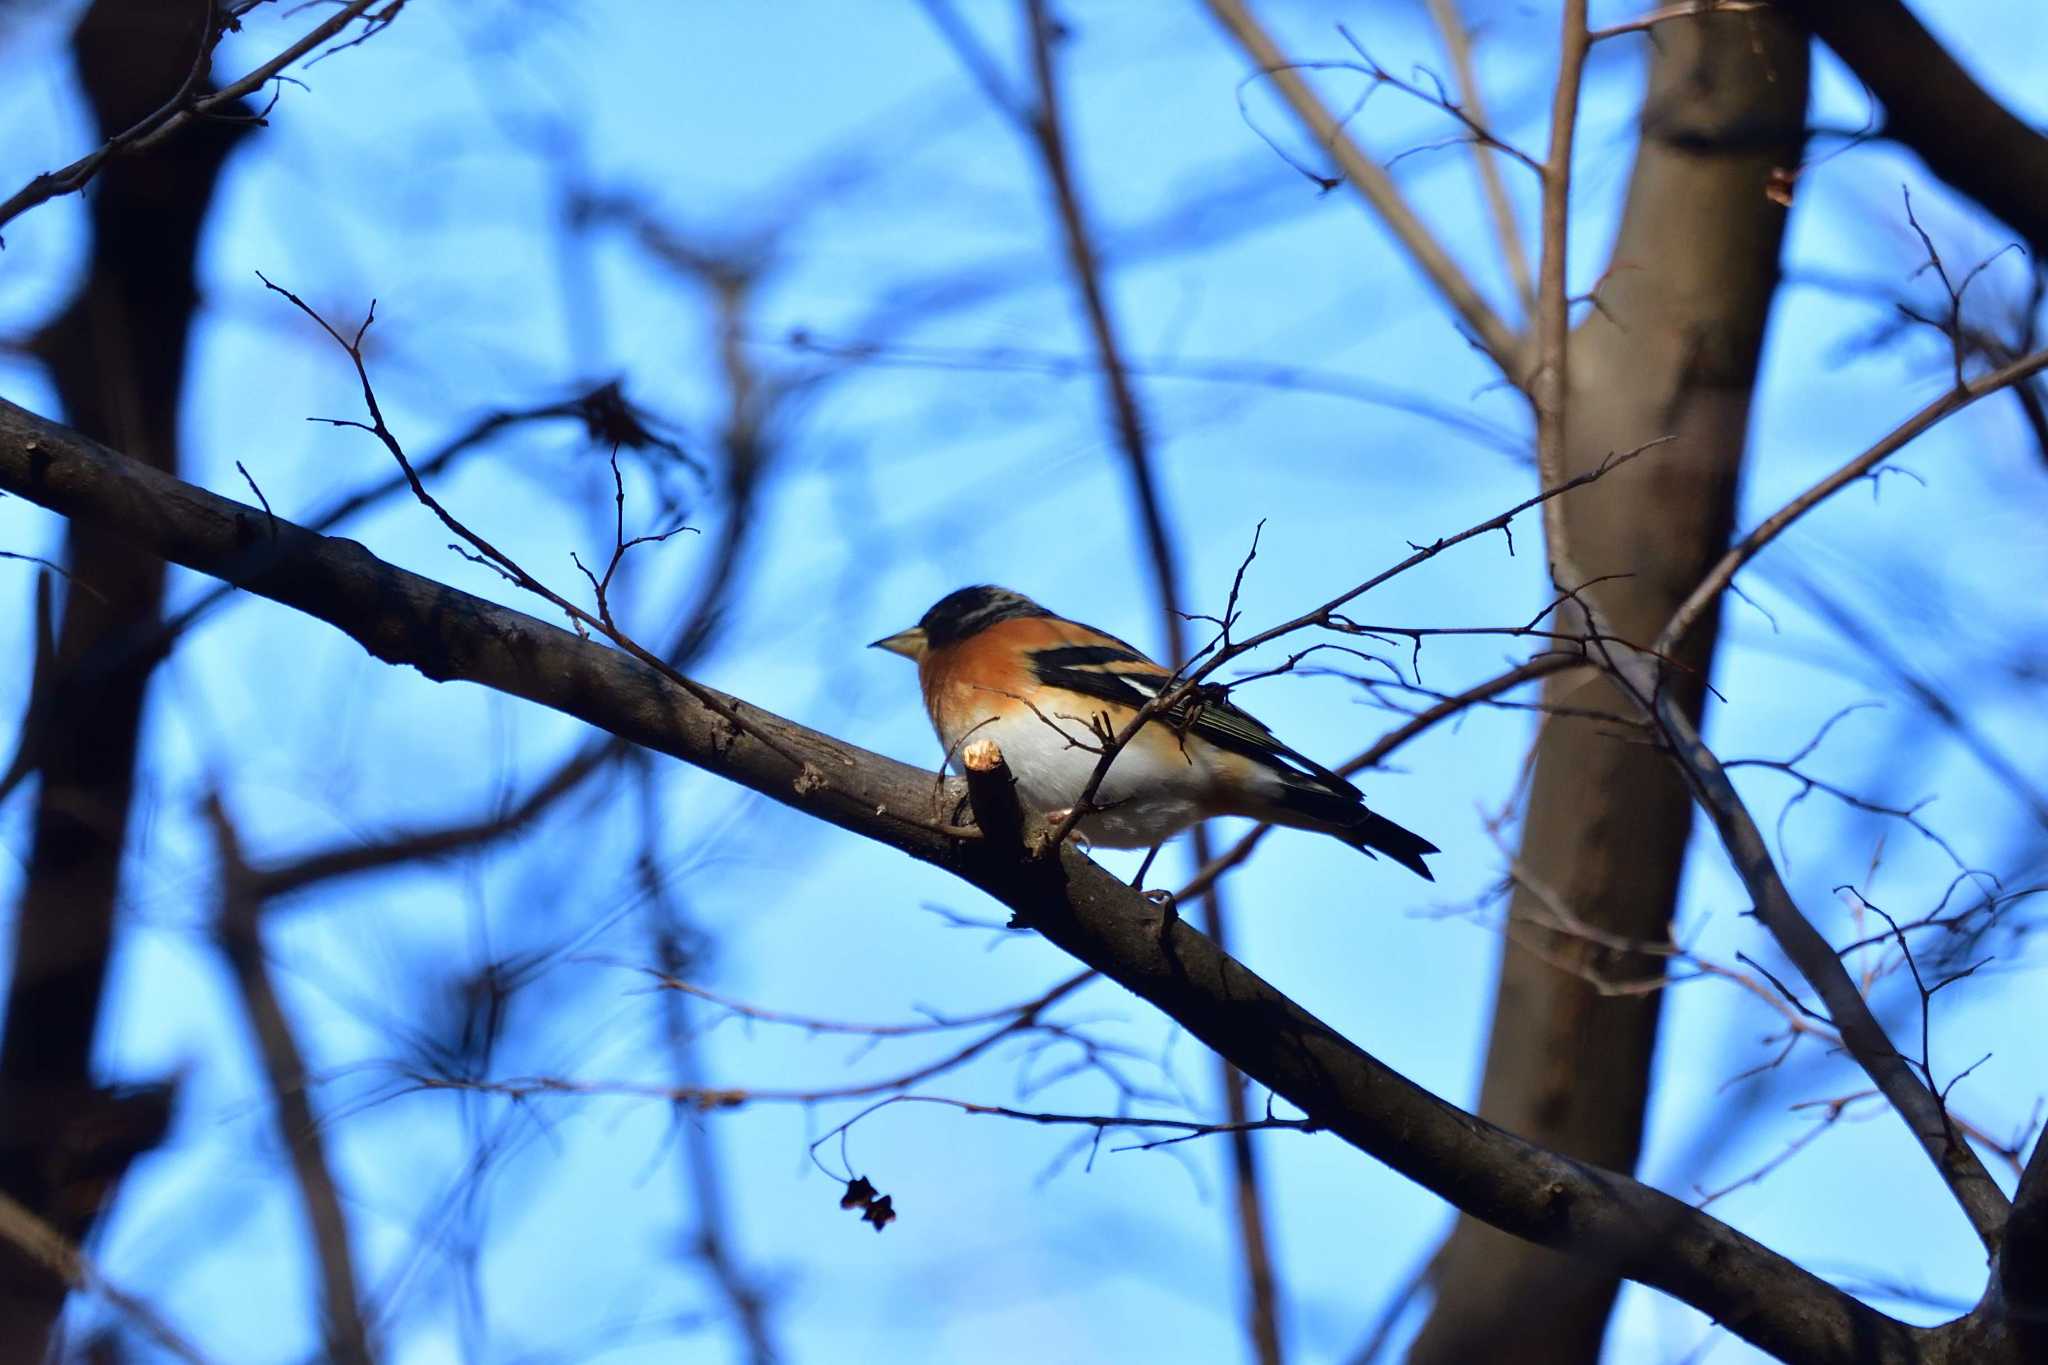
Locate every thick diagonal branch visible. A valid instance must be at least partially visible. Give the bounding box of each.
[1774,0,2048,255]
[0,396,1958,1364]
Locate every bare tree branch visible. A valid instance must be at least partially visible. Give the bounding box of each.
[1659,345,2048,658]
[0,1189,215,1365]
[1423,0,1536,317]
[0,396,1964,1365]
[1175,652,1585,905]
[1773,0,2048,255]
[1201,0,1525,376]
[206,795,376,1365]
[1628,662,2012,1246]
[1530,0,1592,593]
[0,0,396,238]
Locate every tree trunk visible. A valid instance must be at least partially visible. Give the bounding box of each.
[1409,15,1809,1362]
[0,3,245,1354]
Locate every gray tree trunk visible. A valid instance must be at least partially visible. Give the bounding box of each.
[1409,15,1810,1362]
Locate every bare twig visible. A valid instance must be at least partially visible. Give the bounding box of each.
[205,796,374,1365]
[0,1189,215,1365]
[153,382,688,656]
[255,274,944,837]
[1424,0,1536,315]
[1588,1,1770,43]
[1693,1093,1874,1209]
[635,963,1098,1042]
[810,1092,1316,1154]
[1657,344,2048,657]
[1328,26,1542,177]
[1039,437,1663,850]
[776,330,1528,458]
[1202,0,1525,375]
[1176,652,1584,903]
[0,0,394,236]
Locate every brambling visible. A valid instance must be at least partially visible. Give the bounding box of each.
[872,586,1437,879]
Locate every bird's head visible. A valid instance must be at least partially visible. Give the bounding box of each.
[869,585,1050,659]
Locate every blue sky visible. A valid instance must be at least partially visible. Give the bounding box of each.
[3,2,2046,1361]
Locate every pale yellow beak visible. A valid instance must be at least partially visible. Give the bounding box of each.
[869,626,928,660]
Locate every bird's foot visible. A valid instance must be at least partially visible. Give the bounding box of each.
[1146,886,1179,947]
[1033,809,1089,856]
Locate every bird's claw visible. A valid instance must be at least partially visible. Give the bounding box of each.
[1033,809,1089,856]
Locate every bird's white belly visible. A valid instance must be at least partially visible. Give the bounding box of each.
[949,709,1214,848]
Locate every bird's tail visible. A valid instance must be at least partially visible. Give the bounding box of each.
[1266,782,1439,881]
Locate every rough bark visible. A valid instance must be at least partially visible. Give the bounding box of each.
[0,3,244,1354]
[1410,15,1809,1362]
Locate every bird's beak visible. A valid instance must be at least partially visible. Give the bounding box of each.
[869,626,928,660]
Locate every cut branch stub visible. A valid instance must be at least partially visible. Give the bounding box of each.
[962,739,1026,855]
[959,738,1051,929]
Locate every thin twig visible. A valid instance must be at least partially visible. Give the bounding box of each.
[1657,344,2048,657]
[1588,0,1770,43]
[1176,653,1583,902]
[1424,0,1536,315]
[0,0,392,236]
[777,330,1528,458]
[634,965,1096,1040]
[257,274,951,837]
[205,796,375,1365]
[1040,437,1663,850]
[1202,0,1524,375]
[0,1189,216,1365]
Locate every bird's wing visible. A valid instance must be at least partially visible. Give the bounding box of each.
[1026,637,1362,798]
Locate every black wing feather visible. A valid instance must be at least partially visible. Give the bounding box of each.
[1029,637,1437,879]
[1028,642,1360,797]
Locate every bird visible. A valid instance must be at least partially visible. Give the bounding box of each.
[871,585,1437,879]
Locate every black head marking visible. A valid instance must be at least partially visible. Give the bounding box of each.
[918,585,1051,647]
